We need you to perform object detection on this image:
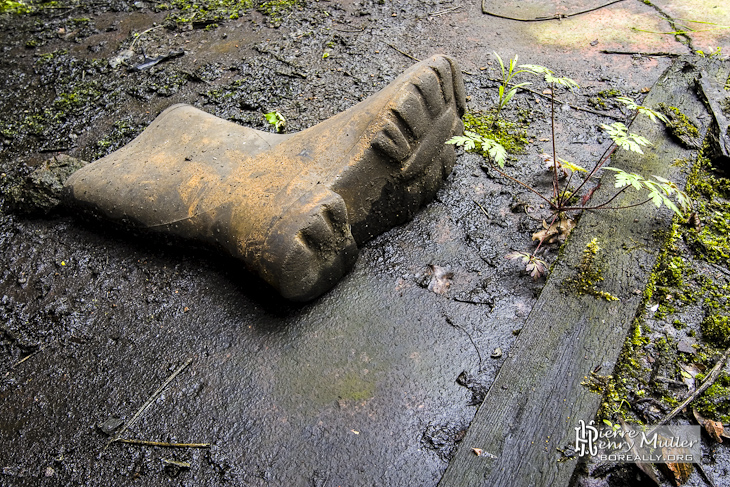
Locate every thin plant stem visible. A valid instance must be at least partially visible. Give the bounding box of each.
[531,212,559,257]
[488,165,556,208]
[550,84,559,200]
[568,144,618,204]
[561,195,652,212]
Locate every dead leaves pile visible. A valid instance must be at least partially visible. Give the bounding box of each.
[531,215,576,246]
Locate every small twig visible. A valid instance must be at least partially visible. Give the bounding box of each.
[117,438,210,448]
[386,43,420,62]
[655,346,730,426]
[429,5,463,17]
[561,195,653,212]
[444,313,483,370]
[600,50,683,57]
[129,25,162,52]
[473,200,490,219]
[106,358,194,449]
[333,27,365,33]
[482,0,625,22]
[482,164,556,208]
[11,348,43,368]
[453,297,491,306]
[485,78,623,120]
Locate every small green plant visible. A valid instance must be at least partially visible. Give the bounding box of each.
[696,46,723,58]
[492,53,533,125]
[447,55,690,279]
[264,111,286,133]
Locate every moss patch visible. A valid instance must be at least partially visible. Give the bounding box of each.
[159,0,254,27]
[701,314,730,347]
[695,372,730,423]
[563,238,618,301]
[462,111,528,159]
[658,103,701,149]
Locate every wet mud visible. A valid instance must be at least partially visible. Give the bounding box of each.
[1,1,728,486]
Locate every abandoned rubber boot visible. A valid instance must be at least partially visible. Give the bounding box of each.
[64,54,466,301]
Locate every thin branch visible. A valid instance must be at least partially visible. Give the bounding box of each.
[655,346,730,426]
[106,358,193,449]
[386,43,420,62]
[561,193,651,212]
[483,165,555,208]
[429,5,463,17]
[569,144,618,199]
[550,85,559,200]
[11,348,43,368]
[117,438,210,448]
[600,50,683,57]
[444,314,483,370]
[482,0,626,22]
[473,200,490,219]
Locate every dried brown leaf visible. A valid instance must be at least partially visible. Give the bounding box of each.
[660,457,693,486]
[532,216,575,245]
[703,419,724,443]
[427,264,453,295]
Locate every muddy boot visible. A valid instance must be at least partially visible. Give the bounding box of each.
[64,54,466,301]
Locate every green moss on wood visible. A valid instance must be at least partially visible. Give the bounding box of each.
[563,238,618,301]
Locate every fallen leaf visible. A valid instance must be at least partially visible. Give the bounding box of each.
[703,419,724,443]
[109,49,135,69]
[660,458,693,486]
[532,216,575,245]
[427,265,453,295]
[505,251,548,279]
[618,418,660,486]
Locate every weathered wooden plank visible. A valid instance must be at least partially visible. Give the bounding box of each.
[439,57,729,487]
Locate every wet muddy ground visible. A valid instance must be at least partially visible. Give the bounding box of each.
[1,1,729,486]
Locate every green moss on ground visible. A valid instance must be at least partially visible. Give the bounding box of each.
[701,314,730,347]
[159,0,254,26]
[462,111,528,159]
[159,0,302,27]
[695,372,730,423]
